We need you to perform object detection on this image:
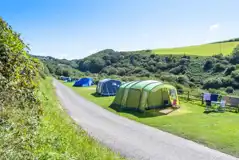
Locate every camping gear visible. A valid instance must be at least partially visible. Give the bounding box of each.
[220,100,226,108]
[73,77,93,87]
[205,100,211,106]
[96,79,121,96]
[203,93,211,101]
[222,96,230,104]
[113,80,179,111]
[211,94,218,102]
[172,99,177,107]
[229,97,239,107]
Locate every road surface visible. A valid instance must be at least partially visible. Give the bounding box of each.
[53,79,238,160]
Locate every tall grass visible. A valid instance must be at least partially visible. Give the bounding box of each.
[33,77,123,159]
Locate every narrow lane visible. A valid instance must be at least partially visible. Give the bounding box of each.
[54,79,238,160]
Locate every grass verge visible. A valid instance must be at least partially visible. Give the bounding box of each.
[33,78,123,159]
[64,82,239,157]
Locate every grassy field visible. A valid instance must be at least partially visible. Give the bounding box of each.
[34,78,123,160]
[153,42,239,56]
[64,82,239,157]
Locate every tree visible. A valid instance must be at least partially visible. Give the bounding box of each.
[213,63,226,72]
[55,66,63,75]
[169,65,184,75]
[203,60,213,70]
[224,66,235,76]
[230,45,239,64]
[62,69,70,77]
[177,75,190,85]
[89,57,106,73]
[203,78,222,89]
[231,70,239,81]
[117,68,126,76]
[225,87,234,94]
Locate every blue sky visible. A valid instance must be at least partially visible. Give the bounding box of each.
[1,0,239,59]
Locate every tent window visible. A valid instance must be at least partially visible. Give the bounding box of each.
[170,89,177,99]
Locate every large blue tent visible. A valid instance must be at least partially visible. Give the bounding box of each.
[73,77,93,87]
[96,79,121,96]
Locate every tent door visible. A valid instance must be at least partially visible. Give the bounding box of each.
[162,89,169,105]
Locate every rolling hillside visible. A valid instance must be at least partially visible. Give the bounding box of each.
[153,42,239,56]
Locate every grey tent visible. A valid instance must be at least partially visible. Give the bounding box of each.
[96,79,121,96]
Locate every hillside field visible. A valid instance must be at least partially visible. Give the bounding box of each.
[153,42,239,56]
[63,82,239,157]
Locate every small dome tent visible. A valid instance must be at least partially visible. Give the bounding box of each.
[113,80,178,111]
[73,77,93,87]
[96,79,121,96]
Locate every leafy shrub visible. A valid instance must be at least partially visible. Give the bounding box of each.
[225,86,234,93]
[160,73,177,82]
[203,78,222,89]
[133,67,142,74]
[224,66,236,76]
[231,70,239,81]
[139,70,150,77]
[177,75,190,85]
[221,77,233,87]
[179,58,190,65]
[221,60,229,65]
[117,68,126,76]
[169,65,185,75]
[208,88,222,94]
[156,62,167,70]
[230,45,239,64]
[203,60,213,70]
[0,17,41,159]
[213,63,226,72]
[213,53,224,60]
[147,65,157,72]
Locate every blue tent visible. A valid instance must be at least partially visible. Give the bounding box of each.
[73,78,93,87]
[96,79,121,96]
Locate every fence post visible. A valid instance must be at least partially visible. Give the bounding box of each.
[201,93,204,105]
[187,91,189,101]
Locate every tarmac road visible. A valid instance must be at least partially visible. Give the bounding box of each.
[53,79,238,160]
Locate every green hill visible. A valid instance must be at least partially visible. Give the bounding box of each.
[153,42,239,56]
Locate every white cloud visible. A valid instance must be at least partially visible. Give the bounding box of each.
[209,24,220,31]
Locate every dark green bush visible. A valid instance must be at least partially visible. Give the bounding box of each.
[230,45,239,64]
[225,86,234,93]
[160,73,177,82]
[224,66,236,76]
[231,70,239,81]
[203,78,222,89]
[177,75,190,85]
[117,68,126,76]
[169,65,185,75]
[214,63,226,72]
[203,60,213,70]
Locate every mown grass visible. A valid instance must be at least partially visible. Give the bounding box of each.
[153,42,239,56]
[34,78,123,160]
[64,82,239,157]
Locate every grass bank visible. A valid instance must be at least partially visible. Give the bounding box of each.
[64,82,239,157]
[33,78,123,159]
[153,42,239,56]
